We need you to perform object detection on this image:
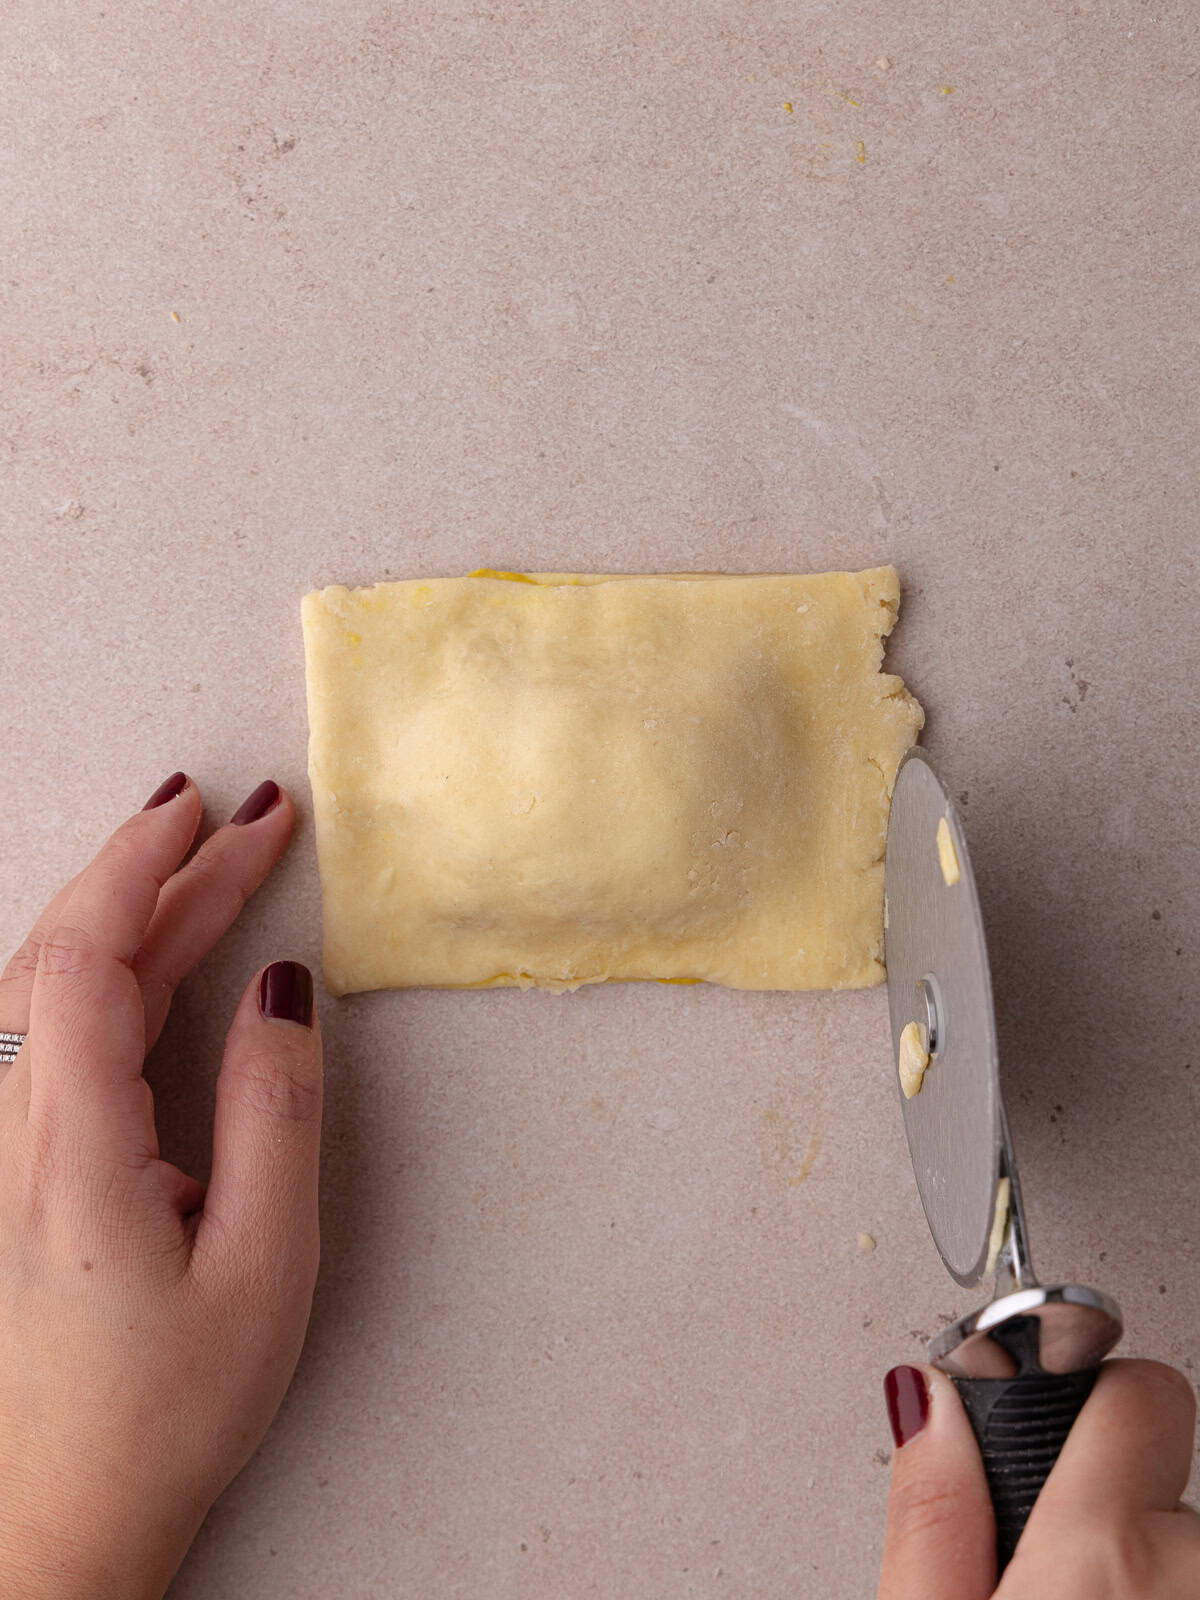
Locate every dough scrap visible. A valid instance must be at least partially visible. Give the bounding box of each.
[301,568,923,994]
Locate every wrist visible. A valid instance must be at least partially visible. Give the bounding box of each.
[0,1535,172,1600]
[0,1482,186,1600]
[0,1526,168,1600]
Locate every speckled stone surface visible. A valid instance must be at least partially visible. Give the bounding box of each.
[2,1,1198,1594]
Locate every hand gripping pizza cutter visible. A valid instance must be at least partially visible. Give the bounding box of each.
[884,749,1123,1572]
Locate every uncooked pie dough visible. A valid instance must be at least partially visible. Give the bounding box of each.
[301,568,923,994]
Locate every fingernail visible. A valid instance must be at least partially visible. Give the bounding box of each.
[143,771,188,810]
[259,961,314,1027]
[884,1366,930,1448]
[231,779,281,826]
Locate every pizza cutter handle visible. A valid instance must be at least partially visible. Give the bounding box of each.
[953,1367,1098,1573]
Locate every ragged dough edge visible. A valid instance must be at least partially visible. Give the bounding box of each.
[315,566,904,596]
[303,568,922,994]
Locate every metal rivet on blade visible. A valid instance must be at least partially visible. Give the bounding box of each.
[918,974,945,1056]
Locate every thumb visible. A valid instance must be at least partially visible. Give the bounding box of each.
[197,961,323,1289]
[878,1364,996,1600]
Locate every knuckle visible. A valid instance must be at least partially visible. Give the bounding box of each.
[184,843,255,922]
[887,1474,967,1543]
[2,1124,52,1230]
[1135,1359,1195,1406]
[1050,1518,1159,1596]
[1102,1521,1159,1592]
[80,1166,182,1277]
[227,1047,320,1125]
[132,952,176,1005]
[129,1074,158,1131]
[2,1120,172,1274]
[0,936,42,994]
[35,929,104,983]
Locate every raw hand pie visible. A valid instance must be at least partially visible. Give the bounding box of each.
[301,569,923,994]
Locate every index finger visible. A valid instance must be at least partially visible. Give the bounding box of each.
[27,772,202,1137]
[1030,1360,1196,1524]
[0,869,85,1039]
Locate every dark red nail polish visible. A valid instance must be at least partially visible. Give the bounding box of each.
[259,961,314,1027]
[231,779,281,826]
[143,771,188,810]
[885,1366,930,1448]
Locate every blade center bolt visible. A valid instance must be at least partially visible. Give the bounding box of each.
[917,975,945,1056]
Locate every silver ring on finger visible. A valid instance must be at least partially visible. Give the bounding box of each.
[0,1031,26,1064]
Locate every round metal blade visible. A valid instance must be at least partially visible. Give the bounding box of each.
[885,749,1002,1287]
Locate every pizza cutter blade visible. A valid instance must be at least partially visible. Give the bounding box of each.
[884,748,1123,1572]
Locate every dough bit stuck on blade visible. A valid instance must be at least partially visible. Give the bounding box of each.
[897,1020,930,1098]
[936,815,961,885]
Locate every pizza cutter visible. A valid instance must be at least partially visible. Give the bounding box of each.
[884,748,1123,1571]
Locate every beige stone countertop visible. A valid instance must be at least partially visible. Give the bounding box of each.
[2,1,1198,1594]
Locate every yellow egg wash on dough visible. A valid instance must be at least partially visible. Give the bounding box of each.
[468,568,540,583]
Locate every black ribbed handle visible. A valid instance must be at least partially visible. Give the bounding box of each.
[953,1367,1097,1570]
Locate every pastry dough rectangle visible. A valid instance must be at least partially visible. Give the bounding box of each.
[301,569,922,994]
